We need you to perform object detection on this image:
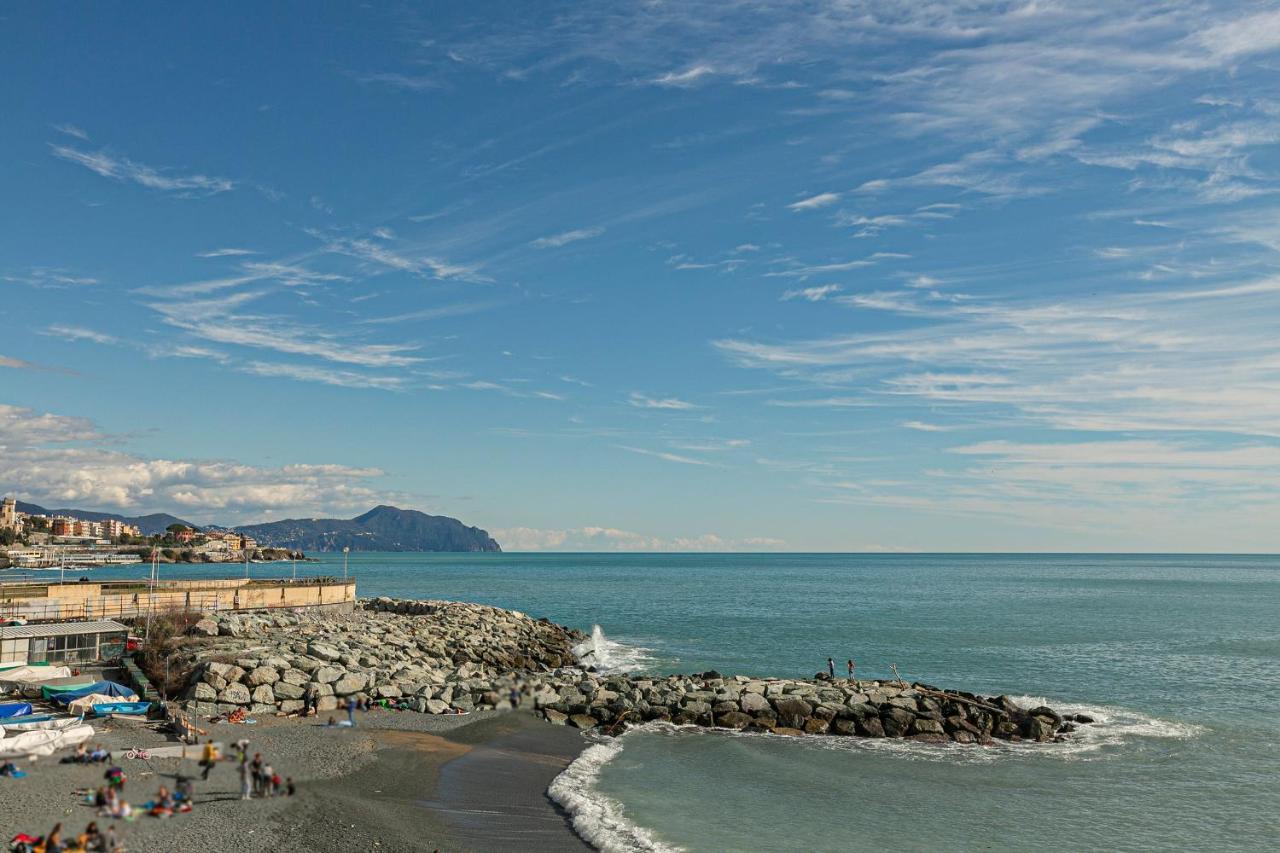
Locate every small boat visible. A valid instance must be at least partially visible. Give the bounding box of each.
[0,715,83,734]
[92,701,151,717]
[0,702,33,719]
[0,728,59,758]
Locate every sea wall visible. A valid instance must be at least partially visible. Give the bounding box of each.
[175,598,1079,744]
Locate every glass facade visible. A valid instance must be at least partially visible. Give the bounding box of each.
[0,629,127,664]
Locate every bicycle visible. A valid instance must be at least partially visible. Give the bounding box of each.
[123,747,151,760]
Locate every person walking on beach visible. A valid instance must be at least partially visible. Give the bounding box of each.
[200,739,218,780]
[827,657,835,678]
[238,756,252,801]
[346,695,358,726]
[847,659,855,681]
[304,683,319,717]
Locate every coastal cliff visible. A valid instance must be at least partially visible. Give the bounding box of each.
[168,598,1075,745]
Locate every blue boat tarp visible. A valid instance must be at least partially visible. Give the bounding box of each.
[48,681,135,705]
[0,702,34,719]
[93,702,151,716]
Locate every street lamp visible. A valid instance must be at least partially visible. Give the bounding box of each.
[342,546,350,581]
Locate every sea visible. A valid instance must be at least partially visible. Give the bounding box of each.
[87,552,1280,852]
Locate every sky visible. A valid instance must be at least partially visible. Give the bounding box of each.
[3,2,1280,552]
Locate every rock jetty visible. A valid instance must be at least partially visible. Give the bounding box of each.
[175,597,1078,744]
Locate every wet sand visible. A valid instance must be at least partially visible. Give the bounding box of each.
[278,712,592,852]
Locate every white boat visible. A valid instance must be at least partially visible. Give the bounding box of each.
[0,729,60,758]
[0,716,85,735]
[0,665,73,685]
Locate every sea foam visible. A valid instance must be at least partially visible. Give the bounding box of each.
[548,737,683,853]
[572,624,655,674]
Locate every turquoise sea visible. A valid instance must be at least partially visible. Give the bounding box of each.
[91,553,1280,851]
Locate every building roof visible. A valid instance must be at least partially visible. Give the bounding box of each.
[0,620,128,640]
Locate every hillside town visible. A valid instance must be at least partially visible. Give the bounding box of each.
[0,497,272,569]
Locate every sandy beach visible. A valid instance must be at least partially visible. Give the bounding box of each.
[1,708,591,852]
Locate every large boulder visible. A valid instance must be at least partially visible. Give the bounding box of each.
[188,619,219,637]
[772,697,813,729]
[308,642,342,662]
[247,667,280,687]
[333,673,368,696]
[251,684,275,705]
[313,666,344,684]
[739,692,771,714]
[568,714,599,730]
[880,707,915,738]
[273,681,305,700]
[715,711,753,730]
[218,683,251,705]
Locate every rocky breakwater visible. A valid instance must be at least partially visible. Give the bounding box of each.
[534,671,1084,744]
[174,597,1078,746]
[177,597,585,717]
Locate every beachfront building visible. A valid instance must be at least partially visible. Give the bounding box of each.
[0,620,129,665]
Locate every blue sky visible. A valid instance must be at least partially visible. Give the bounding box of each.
[3,2,1280,551]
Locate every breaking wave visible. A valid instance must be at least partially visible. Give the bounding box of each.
[572,624,655,674]
[548,736,683,853]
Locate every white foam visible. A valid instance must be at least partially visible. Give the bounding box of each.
[573,625,655,674]
[548,737,683,853]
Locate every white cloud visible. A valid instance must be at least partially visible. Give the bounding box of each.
[615,445,714,466]
[493,524,783,551]
[652,65,716,87]
[43,325,117,345]
[628,392,698,410]
[0,404,397,523]
[788,192,840,211]
[782,284,841,301]
[239,361,408,391]
[197,248,257,258]
[530,226,605,249]
[52,123,89,140]
[50,144,234,195]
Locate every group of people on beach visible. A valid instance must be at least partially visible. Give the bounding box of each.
[231,740,294,801]
[64,743,110,765]
[9,820,121,853]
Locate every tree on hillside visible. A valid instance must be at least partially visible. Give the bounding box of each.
[167,523,189,533]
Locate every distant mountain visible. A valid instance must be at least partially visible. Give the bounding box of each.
[235,505,502,553]
[15,501,199,536]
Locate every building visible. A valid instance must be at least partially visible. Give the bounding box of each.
[238,534,258,551]
[0,497,17,532]
[174,529,196,544]
[0,620,129,665]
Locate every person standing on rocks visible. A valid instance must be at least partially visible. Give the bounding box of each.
[304,683,319,717]
[847,659,855,681]
[827,657,835,678]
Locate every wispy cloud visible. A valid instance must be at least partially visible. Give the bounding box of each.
[321,236,481,281]
[788,191,840,211]
[615,445,714,466]
[43,325,118,345]
[240,361,407,391]
[782,284,841,301]
[197,248,257,258]
[357,72,442,91]
[52,123,89,140]
[50,144,234,195]
[652,65,716,87]
[628,392,698,410]
[530,226,605,249]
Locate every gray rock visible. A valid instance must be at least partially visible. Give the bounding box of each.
[333,673,367,696]
[189,619,219,637]
[568,714,598,729]
[313,665,344,684]
[247,666,280,686]
[739,692,771,714]
[218,683,251,705]
[308,642,342,662]
[272,682,305,700]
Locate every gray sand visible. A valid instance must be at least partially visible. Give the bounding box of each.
[0,709,591,852]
